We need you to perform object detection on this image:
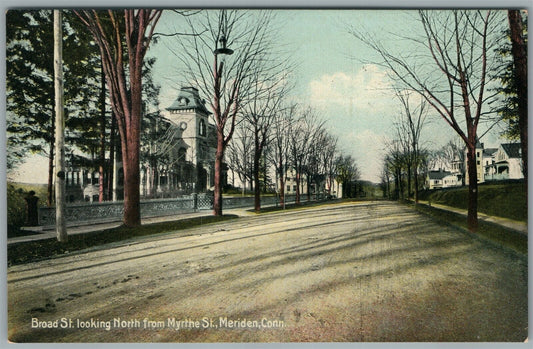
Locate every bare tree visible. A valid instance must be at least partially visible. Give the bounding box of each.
[227,123,253,192]
[395,90,428,203]
[352,10,504,232]
[386,139,407,200]
[241,64,291,211]
[170,10,279,216]
[429,139,462,173]
[75,10,162,227]
[336,154,359,198]
[269,103,296,208]
[288,107,324,204]
[380,160,392,199]
[319,133,339,197]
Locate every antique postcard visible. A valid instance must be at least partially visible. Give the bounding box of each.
[5,7,528,344]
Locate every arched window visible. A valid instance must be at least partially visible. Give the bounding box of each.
[199,119,206,137]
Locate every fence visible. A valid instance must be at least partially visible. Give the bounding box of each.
[37,193,324,228]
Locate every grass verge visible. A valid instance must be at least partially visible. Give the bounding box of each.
[412,203,527,255]
[8,215,238,267]
[417,182,527,222]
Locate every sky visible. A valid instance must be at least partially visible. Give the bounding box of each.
[8,9,509,184]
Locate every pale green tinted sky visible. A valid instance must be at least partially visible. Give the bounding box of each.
[9,9,509,184]
[148,9,506,182]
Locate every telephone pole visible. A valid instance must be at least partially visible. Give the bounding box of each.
[54,9,67,242]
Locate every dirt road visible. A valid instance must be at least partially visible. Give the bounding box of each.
[7,201,528,342]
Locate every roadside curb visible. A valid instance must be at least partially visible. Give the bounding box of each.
[412,200,527,235]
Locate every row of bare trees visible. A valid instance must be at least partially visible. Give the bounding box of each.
[355,9,527,232]
[170,10,361,214]
[228,103,359,211]
[380,89,429,202]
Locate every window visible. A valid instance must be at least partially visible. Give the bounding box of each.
[477,160,480,165]
[293,185,297,191]
[199,119,206,136]
[287,185,291,192]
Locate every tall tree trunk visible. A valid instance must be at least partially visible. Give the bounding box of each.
[306,174,311,202]
[213,134,224,216]
[278,153,285,208]
[508,10,528,192]
[253,128,262,212]
[394,168,400,200]
[413,154,419,203]
[253,148,261,212]
[466,143,479,232]
[47,140,54,207]
[98,63,106,202]
[407,164,412,200]
[121,71,142,227]
[295,169,301,204]
[107,111,115,200]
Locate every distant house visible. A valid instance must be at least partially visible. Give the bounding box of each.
[426,169,462,190]
[484,143,523,181]
[465,141,523,184]
[481,147,499,181]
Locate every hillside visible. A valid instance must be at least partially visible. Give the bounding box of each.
[417,182,527,222]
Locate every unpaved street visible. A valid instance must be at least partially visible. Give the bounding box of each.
[7,201,527,342]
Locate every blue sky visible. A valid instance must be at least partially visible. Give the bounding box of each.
[9,9,507,184]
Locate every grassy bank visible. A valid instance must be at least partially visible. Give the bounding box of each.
[412,203,527,255]
[417,182,527,222]
[8,215,237,266]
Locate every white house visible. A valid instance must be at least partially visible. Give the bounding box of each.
[484,143,523,181]
[464,142,523,184]
[426,169,462,190]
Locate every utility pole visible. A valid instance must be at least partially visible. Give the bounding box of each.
[54,9,67,242]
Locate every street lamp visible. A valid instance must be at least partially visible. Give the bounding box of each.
[213,35,234,56]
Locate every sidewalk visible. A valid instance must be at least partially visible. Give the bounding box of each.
[416,200,528,235]
[8,200,527,245]
[8,207,257,245]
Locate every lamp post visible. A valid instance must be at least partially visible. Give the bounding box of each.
[212,33,234,216]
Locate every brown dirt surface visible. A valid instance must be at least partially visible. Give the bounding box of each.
[7,201,528,342]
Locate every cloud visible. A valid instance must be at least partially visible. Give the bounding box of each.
[308,64,394,114]
[341,129,390,183]
[307,65,399,183]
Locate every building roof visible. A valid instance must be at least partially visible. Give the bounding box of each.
[428,170,453,180]
[167,87,211,115]
[483,148,498,157]
[501,143,521,159]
